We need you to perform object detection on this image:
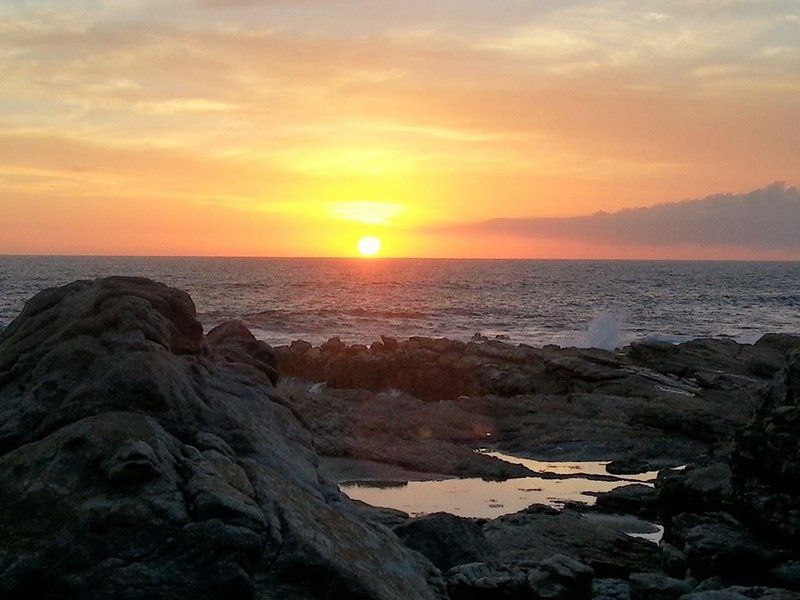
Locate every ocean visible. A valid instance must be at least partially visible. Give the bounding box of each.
[1,256,798,349]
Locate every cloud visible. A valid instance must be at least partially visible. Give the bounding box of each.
[441,183,800,250]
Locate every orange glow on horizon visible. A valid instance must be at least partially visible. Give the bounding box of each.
[0,2,797,258]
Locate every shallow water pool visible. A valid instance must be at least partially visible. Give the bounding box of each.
[340,450,660,519]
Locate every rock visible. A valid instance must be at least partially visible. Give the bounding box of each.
[381,335,399,351]
[482,506,660,578]
[682,588,800,600]
[658,463,734,517]
[693,578,727,593]
[289,339,312,354]
[529,554,595,599]
[734,353,800,544]
[446,554,594,600]
[100,439,162,483]
[755,334,800,356]
[0,278,444,599]
[393,513,491,571]
[661,543,688,579]
[606,458,653,475]
[278,383,533,479]
[592,578,631,599]
[629,572,694,599]
[773,562,800,591]
[206,320,279,385]
[594,484,660,518]
[681,592,751,600]
[682,518,786,579]
[626,338,784,384]
[320,336,347,353]
[446,562,527,599]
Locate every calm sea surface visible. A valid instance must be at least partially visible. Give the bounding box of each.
[1,257,798,348]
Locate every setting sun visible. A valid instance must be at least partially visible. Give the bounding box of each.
[357,236,381,257]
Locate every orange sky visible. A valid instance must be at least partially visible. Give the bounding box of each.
[1,1,798,258]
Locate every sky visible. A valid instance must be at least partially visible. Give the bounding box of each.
[1,0,799,258]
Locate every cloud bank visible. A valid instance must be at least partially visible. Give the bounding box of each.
[444,183,800,250]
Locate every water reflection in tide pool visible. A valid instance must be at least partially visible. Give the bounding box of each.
[480,451,661,483]
[339,450,659,519]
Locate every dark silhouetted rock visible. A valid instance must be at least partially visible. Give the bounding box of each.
[606,458,653,475]
[595,484,660,518]
[393,513,491,571]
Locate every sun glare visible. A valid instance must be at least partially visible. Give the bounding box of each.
[357,236,381,257]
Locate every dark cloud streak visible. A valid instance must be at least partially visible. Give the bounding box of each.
[441,183,800,249]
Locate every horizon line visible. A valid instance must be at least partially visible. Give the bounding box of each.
[2,253,799,263]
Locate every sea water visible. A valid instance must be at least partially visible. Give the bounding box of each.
[1,256,798,348]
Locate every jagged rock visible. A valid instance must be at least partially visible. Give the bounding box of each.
[0,277,444,599]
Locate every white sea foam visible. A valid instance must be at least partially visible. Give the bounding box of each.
[585,312,624,350]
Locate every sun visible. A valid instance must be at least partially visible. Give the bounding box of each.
[357,236,381,257]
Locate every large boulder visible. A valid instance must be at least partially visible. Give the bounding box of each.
[0,277,444,599]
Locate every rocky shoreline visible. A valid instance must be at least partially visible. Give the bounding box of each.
[1,277,799,599]
[274,331,795,475]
